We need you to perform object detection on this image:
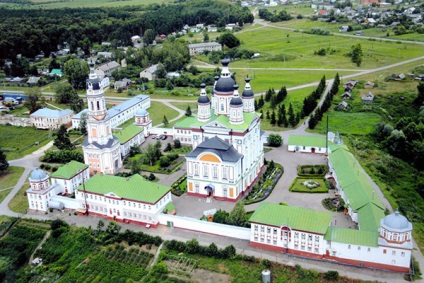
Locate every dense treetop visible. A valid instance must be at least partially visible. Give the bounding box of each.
[0,1,253,59]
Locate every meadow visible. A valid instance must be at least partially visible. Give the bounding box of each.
[10,0,172,9]
[0,166,25,203]
[0,125,55,160]
[8,180,29,214]
[147,101,179,126]
[232,26,424,70]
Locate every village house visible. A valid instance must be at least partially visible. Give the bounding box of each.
[364,81,375,88]
[341,92,352,99]
[188,42,222,56]
[30,108,73,129]
[362,92,375,102]
[95,61,120,78]
[140,64,158,81]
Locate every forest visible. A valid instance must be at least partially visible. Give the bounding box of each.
[0,1,253,60]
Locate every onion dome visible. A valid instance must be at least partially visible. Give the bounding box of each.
[30,168,48,180]
[230,85,243,106]
[198,83,210,104]
[242,76,254,98]
[215,77,236,93]
[382,211,412,231]
[215,58,235,94]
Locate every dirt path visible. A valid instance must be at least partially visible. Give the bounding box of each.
[28,230,51,265]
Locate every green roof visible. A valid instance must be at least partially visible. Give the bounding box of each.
[77,174,170,204]
[174,111,260,131]
[288,135,328,148]
[324,227,379,247]
[50,161,88,179]
[50,69,63,75]
[113,124,143,144]
[329,144,385,232]
[357,203,386,232]
[249,203,332,234]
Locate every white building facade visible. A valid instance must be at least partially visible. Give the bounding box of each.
[75,174,173,227]
[30,108,73,129]
[174,59,264,201]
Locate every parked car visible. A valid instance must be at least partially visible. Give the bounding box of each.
[161,135,167,140]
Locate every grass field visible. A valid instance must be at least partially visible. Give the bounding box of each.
[233,27,423,70]
[8,180,29,214]
[16,0,172,9]
[0,125,55,160]
[148,101,179,126]
[169,102,198,112]
[0,166,25,196]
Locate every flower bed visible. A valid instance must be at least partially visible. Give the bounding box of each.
[171,175,187,196]
[297,165,328,177]
[244,161,284,205]
[289,178,328,193]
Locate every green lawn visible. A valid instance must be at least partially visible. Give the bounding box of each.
[17,0,173,9]
[0,166,25,191]
[0,125,55,160]
[169,102,198,112]
[289,177,328,193]
[147,101,180,126]
[233,27,424,70]
[8,180,29,214]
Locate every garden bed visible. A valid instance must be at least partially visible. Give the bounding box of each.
[297,164,328,177]
[244,161,284,205]
[289,178,328,193]
[322,197,345,212]
[170,175,187,196]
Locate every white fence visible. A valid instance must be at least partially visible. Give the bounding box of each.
[51,196,79,210]
[158,214,251,240]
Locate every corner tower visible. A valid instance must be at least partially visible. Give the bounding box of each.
[197,83,211,122]
[242,76,255,113]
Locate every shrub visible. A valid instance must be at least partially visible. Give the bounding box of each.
[261,259,271,268]
[148,173,155,181]
[324,270,339,280]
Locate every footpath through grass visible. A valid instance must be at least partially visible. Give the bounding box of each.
[0,166,25,203]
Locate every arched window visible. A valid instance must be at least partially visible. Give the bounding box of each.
[97,101,100,110]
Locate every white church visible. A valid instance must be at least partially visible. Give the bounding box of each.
[174,59,264,201]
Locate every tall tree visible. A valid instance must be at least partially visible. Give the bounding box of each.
[228,201,249,227]
[288,103,296,127]
[143,29,156,45]
[24,88,46,114]
[0,149,9,173]
[64,59,89,89]
[185,105,192,117]
[415,81,424,105]
[270,110,276,125]
[70,94,84,113]
[162,115,169,127]
[350,44,363,67]
[55,83,77,104]
[54,125,74,150]
[277,86,287,102]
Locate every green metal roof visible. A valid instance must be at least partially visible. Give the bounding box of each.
[324,227,379,247]
[113,124,143,144]
[249,203,332,234]
[50,69,63,75]
[357,203,386,232]
[77,174,170,204]
[329,144,385,232]
[174,110,260,132]
[50,161,88,179]
[288,135,328,148]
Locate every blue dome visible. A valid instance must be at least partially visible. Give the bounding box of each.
[383,211,411,230]
[30,168,48,180]
[198,95,210,104]
[215,77,236,94]
[242,89,254,98]
[135,108,148,116]
[230,97,243,106]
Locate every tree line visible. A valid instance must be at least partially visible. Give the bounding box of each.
[0,1,253,60]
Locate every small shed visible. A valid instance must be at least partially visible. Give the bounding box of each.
[337,101,349,110]
[364,81,375,88]
[341,92,352,99]
[362,92,374,102]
